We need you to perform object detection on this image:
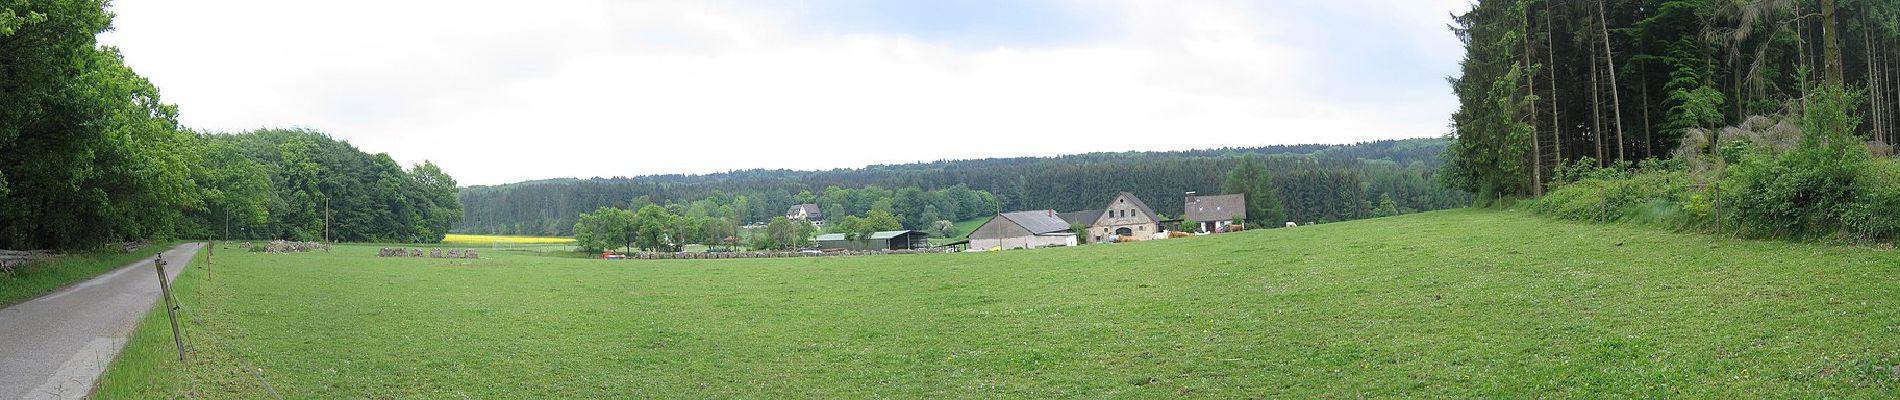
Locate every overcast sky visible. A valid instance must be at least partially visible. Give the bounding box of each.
[98,0,1471,186]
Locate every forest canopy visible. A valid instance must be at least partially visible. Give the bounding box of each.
[0,0,460,249]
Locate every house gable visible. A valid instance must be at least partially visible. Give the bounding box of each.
[1091,192,1159,227]
[786,204,822,221]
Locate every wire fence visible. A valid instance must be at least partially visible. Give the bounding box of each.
[168,243,285,400]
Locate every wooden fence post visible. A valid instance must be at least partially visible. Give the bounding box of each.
[1599,185,1608,223]
[154,254,185,361]
[1712,182,1723,235]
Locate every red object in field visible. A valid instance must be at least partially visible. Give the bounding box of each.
[601,251,625,260]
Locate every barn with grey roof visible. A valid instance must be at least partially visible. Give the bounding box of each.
[967,210,1077,250]
[1183,193,1246,232]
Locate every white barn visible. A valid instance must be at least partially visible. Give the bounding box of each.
[968,210,1078,250]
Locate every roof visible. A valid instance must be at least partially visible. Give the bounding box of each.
[1056,210,1102,226]
[867,230,924,239]
[998,210,1074,235]
[788,204,820,214]
[1116,192,1161,222]
[815,230,922,241]
[1184,193,1247,222]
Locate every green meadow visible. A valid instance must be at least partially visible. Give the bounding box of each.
[100,209,1900,398]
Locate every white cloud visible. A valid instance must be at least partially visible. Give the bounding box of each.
[98,0,1464,186]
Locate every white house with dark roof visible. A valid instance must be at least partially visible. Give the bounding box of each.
[786,204,822,224]
[968,210,1077,250]
[1183,193,1246,233]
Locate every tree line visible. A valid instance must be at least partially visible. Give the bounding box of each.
[459,139,1470,236]
[569,185,993,253]
[1441,0,1898,201]
[0,1,460,249]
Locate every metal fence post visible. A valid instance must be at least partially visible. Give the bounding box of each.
[154,254,185,361]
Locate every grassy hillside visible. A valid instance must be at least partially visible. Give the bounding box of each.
[100,210,1900,397]
[951,216,989,236]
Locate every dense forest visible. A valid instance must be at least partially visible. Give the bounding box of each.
[1444,0,1900,242]
[198,129,462,243]
[1442,0,1897,200]
[459,139,1470,236]
[0,1,460,249]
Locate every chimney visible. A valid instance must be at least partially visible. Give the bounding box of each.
[1047,210,1054,217]
[1185,191,1198,204]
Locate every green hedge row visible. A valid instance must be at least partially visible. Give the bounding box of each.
[1530,87,1899,244]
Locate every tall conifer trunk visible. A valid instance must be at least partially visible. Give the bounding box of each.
[1599,0,1625,162]
[1886,37,1896,145]
[1547,2,1562,168]
[1641,62,1653,159]
[1821,0,1843,86]
[1873,30,1885,141]
[1525,3,1542,196]
[1590,14,1605,167]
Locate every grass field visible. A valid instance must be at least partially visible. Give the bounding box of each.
[951,217,989,237]
[99,210,1900,397]
[0,242,177,307]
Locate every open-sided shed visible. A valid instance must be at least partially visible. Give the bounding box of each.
[816,230,931,251]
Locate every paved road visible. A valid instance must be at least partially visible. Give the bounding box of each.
[0,243,202,400]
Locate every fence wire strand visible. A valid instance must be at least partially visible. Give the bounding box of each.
[175,246,285,400]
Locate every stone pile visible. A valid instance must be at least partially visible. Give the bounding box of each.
[252,240,327,254]
[378,247,479,259]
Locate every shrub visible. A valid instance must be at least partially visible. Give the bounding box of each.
[1530,169,1692,223]
[1722,85,1869,240]
[1527,86,1895,244]
[1554,157,1632,184]
[1841,159,1900,243]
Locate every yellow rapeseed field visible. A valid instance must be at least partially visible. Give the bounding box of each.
[440,234,576,245]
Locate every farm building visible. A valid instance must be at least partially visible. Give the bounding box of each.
[969,210,1078,250]
[1183,193,1247,233]
[1056,210,1100,228]
[1068,192,1161,243]
[786,204,822,224]
[815,230,929,251]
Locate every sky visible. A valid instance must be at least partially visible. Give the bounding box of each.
[97,0,1473,186]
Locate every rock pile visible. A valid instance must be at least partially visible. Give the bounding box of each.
[252,240,326,254]
[379,247,479,259]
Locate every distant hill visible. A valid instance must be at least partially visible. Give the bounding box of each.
[457,138,1467,235]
